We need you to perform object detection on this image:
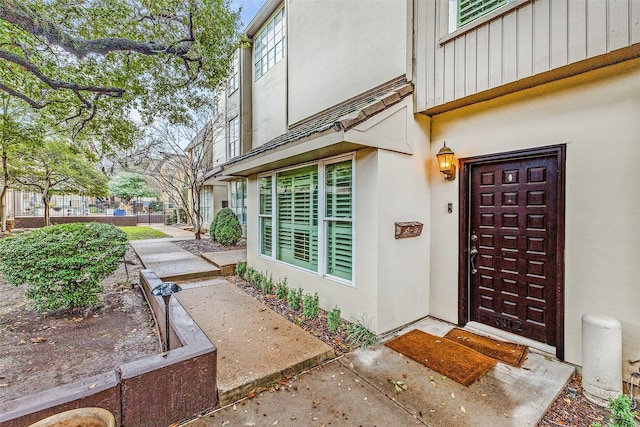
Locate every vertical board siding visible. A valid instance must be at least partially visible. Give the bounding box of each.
[417,0,639,111]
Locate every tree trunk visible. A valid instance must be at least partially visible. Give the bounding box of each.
[0,148,8,232]
[42,184,50,226]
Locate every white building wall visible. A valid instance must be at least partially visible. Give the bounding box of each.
[287,0,408,125]
[428,58,640,376]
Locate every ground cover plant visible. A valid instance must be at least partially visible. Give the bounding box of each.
[119,225,168,240]
[0,222,127,311]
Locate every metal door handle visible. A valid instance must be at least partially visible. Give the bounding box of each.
[470,246,478,274]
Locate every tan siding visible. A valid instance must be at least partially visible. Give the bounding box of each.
[516,3,533,79]
[533,0,551,74]
[568,0,587,63]
[415,0,640,112]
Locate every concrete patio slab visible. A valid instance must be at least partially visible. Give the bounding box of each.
[183,360,423,427]
[341,317,574,427]
[181,317,573,427]
[130,240,220,282]
[174,280,335,406]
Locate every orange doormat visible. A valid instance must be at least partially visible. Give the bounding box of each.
[444,328,529,367]
[385,329,496,387]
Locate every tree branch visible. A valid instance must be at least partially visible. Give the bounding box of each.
[0,82,45,108]
[1,2,196,60]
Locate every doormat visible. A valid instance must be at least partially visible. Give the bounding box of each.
[444,328,529,367]
[385,329,496,387]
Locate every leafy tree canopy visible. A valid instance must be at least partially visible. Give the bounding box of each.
[108,171,158,202]
[0,0,241,141]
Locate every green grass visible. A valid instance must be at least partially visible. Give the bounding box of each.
[118,226,169,240]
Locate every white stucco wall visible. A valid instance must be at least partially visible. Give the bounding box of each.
[429,59,640,375]
[287,0,408,125]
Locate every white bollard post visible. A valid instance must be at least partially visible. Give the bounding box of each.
[582,314,622,406]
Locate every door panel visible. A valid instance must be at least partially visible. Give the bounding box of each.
[469,155,558,345]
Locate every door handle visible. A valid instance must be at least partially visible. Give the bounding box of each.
[470,245,478,274]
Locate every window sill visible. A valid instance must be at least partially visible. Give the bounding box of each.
[439,0,532,46]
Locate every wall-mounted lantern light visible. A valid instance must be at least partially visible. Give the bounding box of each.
[436,142,456,181]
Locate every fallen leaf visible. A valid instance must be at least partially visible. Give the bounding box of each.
[233,404,237,411]
[461,406,466,414]
[88,383,96,389]
[273,420,278,425]
[429,375,434,381]
[0,383,9,387]
[503,413,509,418]
[441,375,447,380]
[30,337,46,343]
[563,398,571,404]
[481,393,487,397]
[451,393,455,399]
[402,373,407,379]
[430,409,436,413]
[222,421,230,426]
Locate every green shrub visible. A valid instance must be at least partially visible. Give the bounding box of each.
[209,210,220,240]
[236,261,247,279]
[275,277,288,299]
[327,306,342,333]
[165,210,177,225]
[303,293,319,318]
[288,287,303,310]
[212,207,242,245]
[0,223,128,311]
[609,394,635,427]
[260,274,273,294]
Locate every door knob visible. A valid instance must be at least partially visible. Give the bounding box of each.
[470,245,478,274]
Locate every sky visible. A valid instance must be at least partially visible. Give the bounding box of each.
[232,0,267,29]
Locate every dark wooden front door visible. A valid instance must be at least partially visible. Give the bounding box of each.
[467,151,561,347]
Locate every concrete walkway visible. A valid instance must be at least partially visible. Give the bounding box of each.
[175,279,335,406]
[184,317,573,427]
[130,240,221,282]
[128,236,573,426]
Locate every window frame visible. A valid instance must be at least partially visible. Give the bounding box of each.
[257,154,355,286]
[227,115,240,160]
[228,51,239,93]
[253,7,286,81]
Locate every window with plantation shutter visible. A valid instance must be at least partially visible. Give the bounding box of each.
[259,177,273,256]
[276,165,318,271]
[458,0,508,27]
[325,161,353,280]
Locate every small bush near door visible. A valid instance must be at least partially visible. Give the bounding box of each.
[211,207,242,245]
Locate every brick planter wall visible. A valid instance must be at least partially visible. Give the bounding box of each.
[0,270,217,427]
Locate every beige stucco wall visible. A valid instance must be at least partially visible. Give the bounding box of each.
[245,112,432,334]
[252,9,287,147]
[429,58,640,375]
[287,0,408,125]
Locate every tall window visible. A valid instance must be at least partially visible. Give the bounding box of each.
[259,157,353,282]
[228,116,240,159]
[254,7,285,80]
[201,187,212,222]
[457,0,508,28]
[325,161,353,280]
[228,51,239,92]
[259,177,273,257]
[230,179,247,226]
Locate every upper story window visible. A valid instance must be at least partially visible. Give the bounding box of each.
[254,7,285,81]
[453,0,509,29]
[228,51,239,93]
[227,115,240,160]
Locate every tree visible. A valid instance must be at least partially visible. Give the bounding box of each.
[13,140,109,226]
[108,172,158,205]
[0,0,241,143]
[143,113,222,239]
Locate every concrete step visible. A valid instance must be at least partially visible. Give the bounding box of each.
[200,249,246,276]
